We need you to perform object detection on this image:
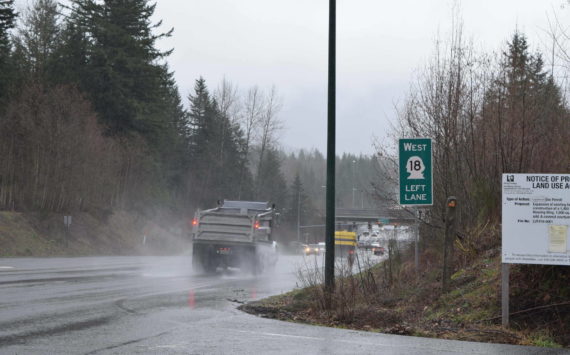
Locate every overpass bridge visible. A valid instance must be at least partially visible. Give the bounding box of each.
[297,206,421,244]
[334,207,417,225]
[301,206,419,231]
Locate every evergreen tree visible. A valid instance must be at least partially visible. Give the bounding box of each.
[12,0,61,82]
[480,32,568,176]
[187,77,216,207]
[66,0,174,137]
[154,68,191,207]
[188,78,252,208]
[283,173,313,240]
[0,0,16,100]
[255,147,287,207]
[48,20,89,86]
[0,0,15,34]
[52,0,192,212]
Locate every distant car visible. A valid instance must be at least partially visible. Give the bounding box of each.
[304,243,322,255]
[371,242,385,256]
[358,237,372,250]
[290,241,307,254]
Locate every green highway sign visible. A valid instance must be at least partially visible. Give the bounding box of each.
[399,138,433,206]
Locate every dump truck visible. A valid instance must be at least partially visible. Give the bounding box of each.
[191,200,278,274]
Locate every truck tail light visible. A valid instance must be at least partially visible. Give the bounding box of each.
[191,218,198,226]
[254,221,260,229]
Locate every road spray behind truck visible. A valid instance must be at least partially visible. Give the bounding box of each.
[191,200,278,274]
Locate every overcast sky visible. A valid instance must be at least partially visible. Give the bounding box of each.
[15,0,570,155]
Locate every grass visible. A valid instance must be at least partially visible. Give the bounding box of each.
[240,236,569,348]
[0,212,57,256]
[0,209,193,257]
[528,335,563,348]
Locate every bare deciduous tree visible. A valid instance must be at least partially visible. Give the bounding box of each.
[255,85,283,198]
[13,0,61,79]
[0,83,120,212]
[236,85,263,198]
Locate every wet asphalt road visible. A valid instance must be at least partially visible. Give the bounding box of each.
[0,255,564,354]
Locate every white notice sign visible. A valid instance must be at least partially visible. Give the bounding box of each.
[502,174,570,265]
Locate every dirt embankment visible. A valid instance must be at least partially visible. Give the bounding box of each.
[0,210,190,257]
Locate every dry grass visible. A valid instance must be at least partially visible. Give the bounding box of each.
[0,210,189,257]
[241,226,569,348]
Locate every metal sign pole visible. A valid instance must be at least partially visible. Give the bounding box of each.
[415,223,419,274]
[297,189,301,242]
[324,0,336,301]
[442,197,457,292]
[501,263,510,327]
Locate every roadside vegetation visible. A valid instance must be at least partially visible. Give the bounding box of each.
[242,9,570,349]
[242,234,568,347]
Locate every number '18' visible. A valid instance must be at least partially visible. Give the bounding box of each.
[409,160,421,171]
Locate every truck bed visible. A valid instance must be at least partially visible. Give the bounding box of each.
[194,212,253,243]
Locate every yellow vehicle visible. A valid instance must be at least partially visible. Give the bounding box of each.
[335,231,357,265]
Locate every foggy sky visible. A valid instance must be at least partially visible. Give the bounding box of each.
[15,0,570,155]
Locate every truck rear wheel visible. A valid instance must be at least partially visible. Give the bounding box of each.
[193,244,217,274]
[202,245,217,273]
[242,249,262,275]
[192,244,205,273]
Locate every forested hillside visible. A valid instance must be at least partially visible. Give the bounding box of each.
[0,0,390,252]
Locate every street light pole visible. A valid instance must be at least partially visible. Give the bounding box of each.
[352,160,356,208]
[324,0,336,300]
[297,188,301,242]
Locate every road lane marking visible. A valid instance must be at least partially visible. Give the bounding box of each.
[233,329,324,341]
[231,329,486,354]
[142,343,189,350]
[0,266,14,270]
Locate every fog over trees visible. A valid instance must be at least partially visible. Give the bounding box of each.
[0,0,385,243]
[2,0,569,247]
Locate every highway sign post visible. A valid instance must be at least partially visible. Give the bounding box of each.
[399,138,433,206]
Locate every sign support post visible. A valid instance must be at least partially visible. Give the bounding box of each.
[443,197,457,292]
[501,263,510,327]
[415,223,419,274]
